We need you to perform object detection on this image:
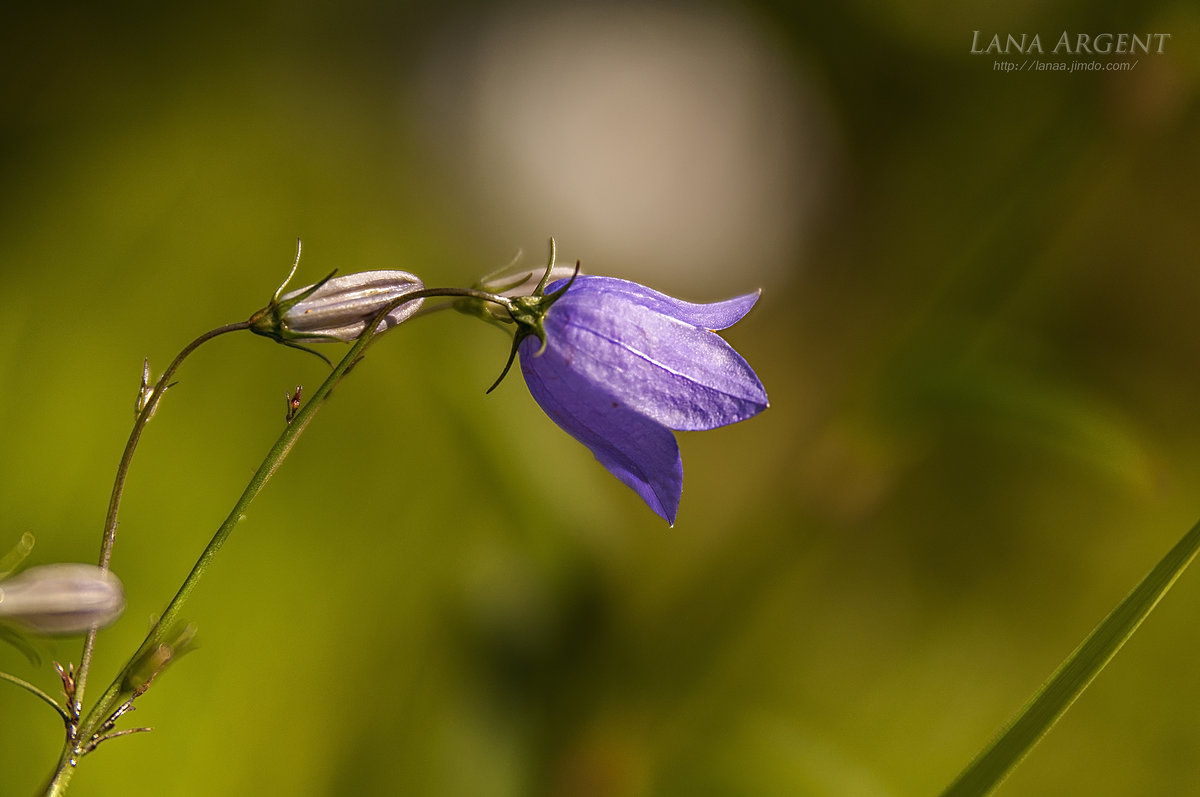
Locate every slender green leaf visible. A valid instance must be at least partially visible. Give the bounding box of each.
[940,515,1200,797]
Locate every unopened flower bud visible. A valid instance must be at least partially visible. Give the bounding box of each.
[250,270,426,344]
[0,564,125,635]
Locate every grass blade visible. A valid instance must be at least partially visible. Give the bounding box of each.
[939,515,1200,797]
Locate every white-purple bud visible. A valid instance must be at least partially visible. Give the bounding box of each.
[276,270,426,341]
[0,564,125,635]
[250,270,426,344]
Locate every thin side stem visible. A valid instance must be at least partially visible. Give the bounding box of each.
[72,319,372,744]
[45,285,518,796]
[359,287,515,353]
[45,283,492,792]
[73,321,251,715]
[0,670,69,722]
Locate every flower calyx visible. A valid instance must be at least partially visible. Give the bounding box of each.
[486,238,580,393]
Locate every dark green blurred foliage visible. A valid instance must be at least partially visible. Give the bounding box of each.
[2,1,1199,795]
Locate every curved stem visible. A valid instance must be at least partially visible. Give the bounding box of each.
[72,319,370,749]
[0,670,69,722]
[74,323,250,719]
[47,285,515,794]
[97,321,256,571]
[58,288,443,783]
[359,286,515,355]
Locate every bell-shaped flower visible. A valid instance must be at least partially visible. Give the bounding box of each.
[250,269,426,344]
[517,275,768,525]
[0,564,125,635]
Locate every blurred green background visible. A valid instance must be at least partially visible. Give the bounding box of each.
[2,1,1199,795]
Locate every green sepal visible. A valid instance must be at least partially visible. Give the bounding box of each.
[485,250,580,393]
[246,268,340,346]
[0,531,34,579]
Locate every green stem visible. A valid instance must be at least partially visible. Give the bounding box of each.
[41,746,75,796]
[73,326,363,742]
[44,321,250,797]
[0,671,69,722]
[73,322,251,717]
[45,285,509,795]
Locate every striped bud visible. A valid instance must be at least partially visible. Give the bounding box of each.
[250,270,426,344]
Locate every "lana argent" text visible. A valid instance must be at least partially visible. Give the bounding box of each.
[970,31,1171,55]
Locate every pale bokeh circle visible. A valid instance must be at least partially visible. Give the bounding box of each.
[418,4,835,293]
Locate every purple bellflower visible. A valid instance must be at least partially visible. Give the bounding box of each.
[515,274,768,525]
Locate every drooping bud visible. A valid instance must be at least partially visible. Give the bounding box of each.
[250,270,426,344]
[0,564,125,635]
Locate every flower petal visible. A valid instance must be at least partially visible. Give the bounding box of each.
[547,276,759,330]
[520,337,683,524]
[542,287,768,431]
